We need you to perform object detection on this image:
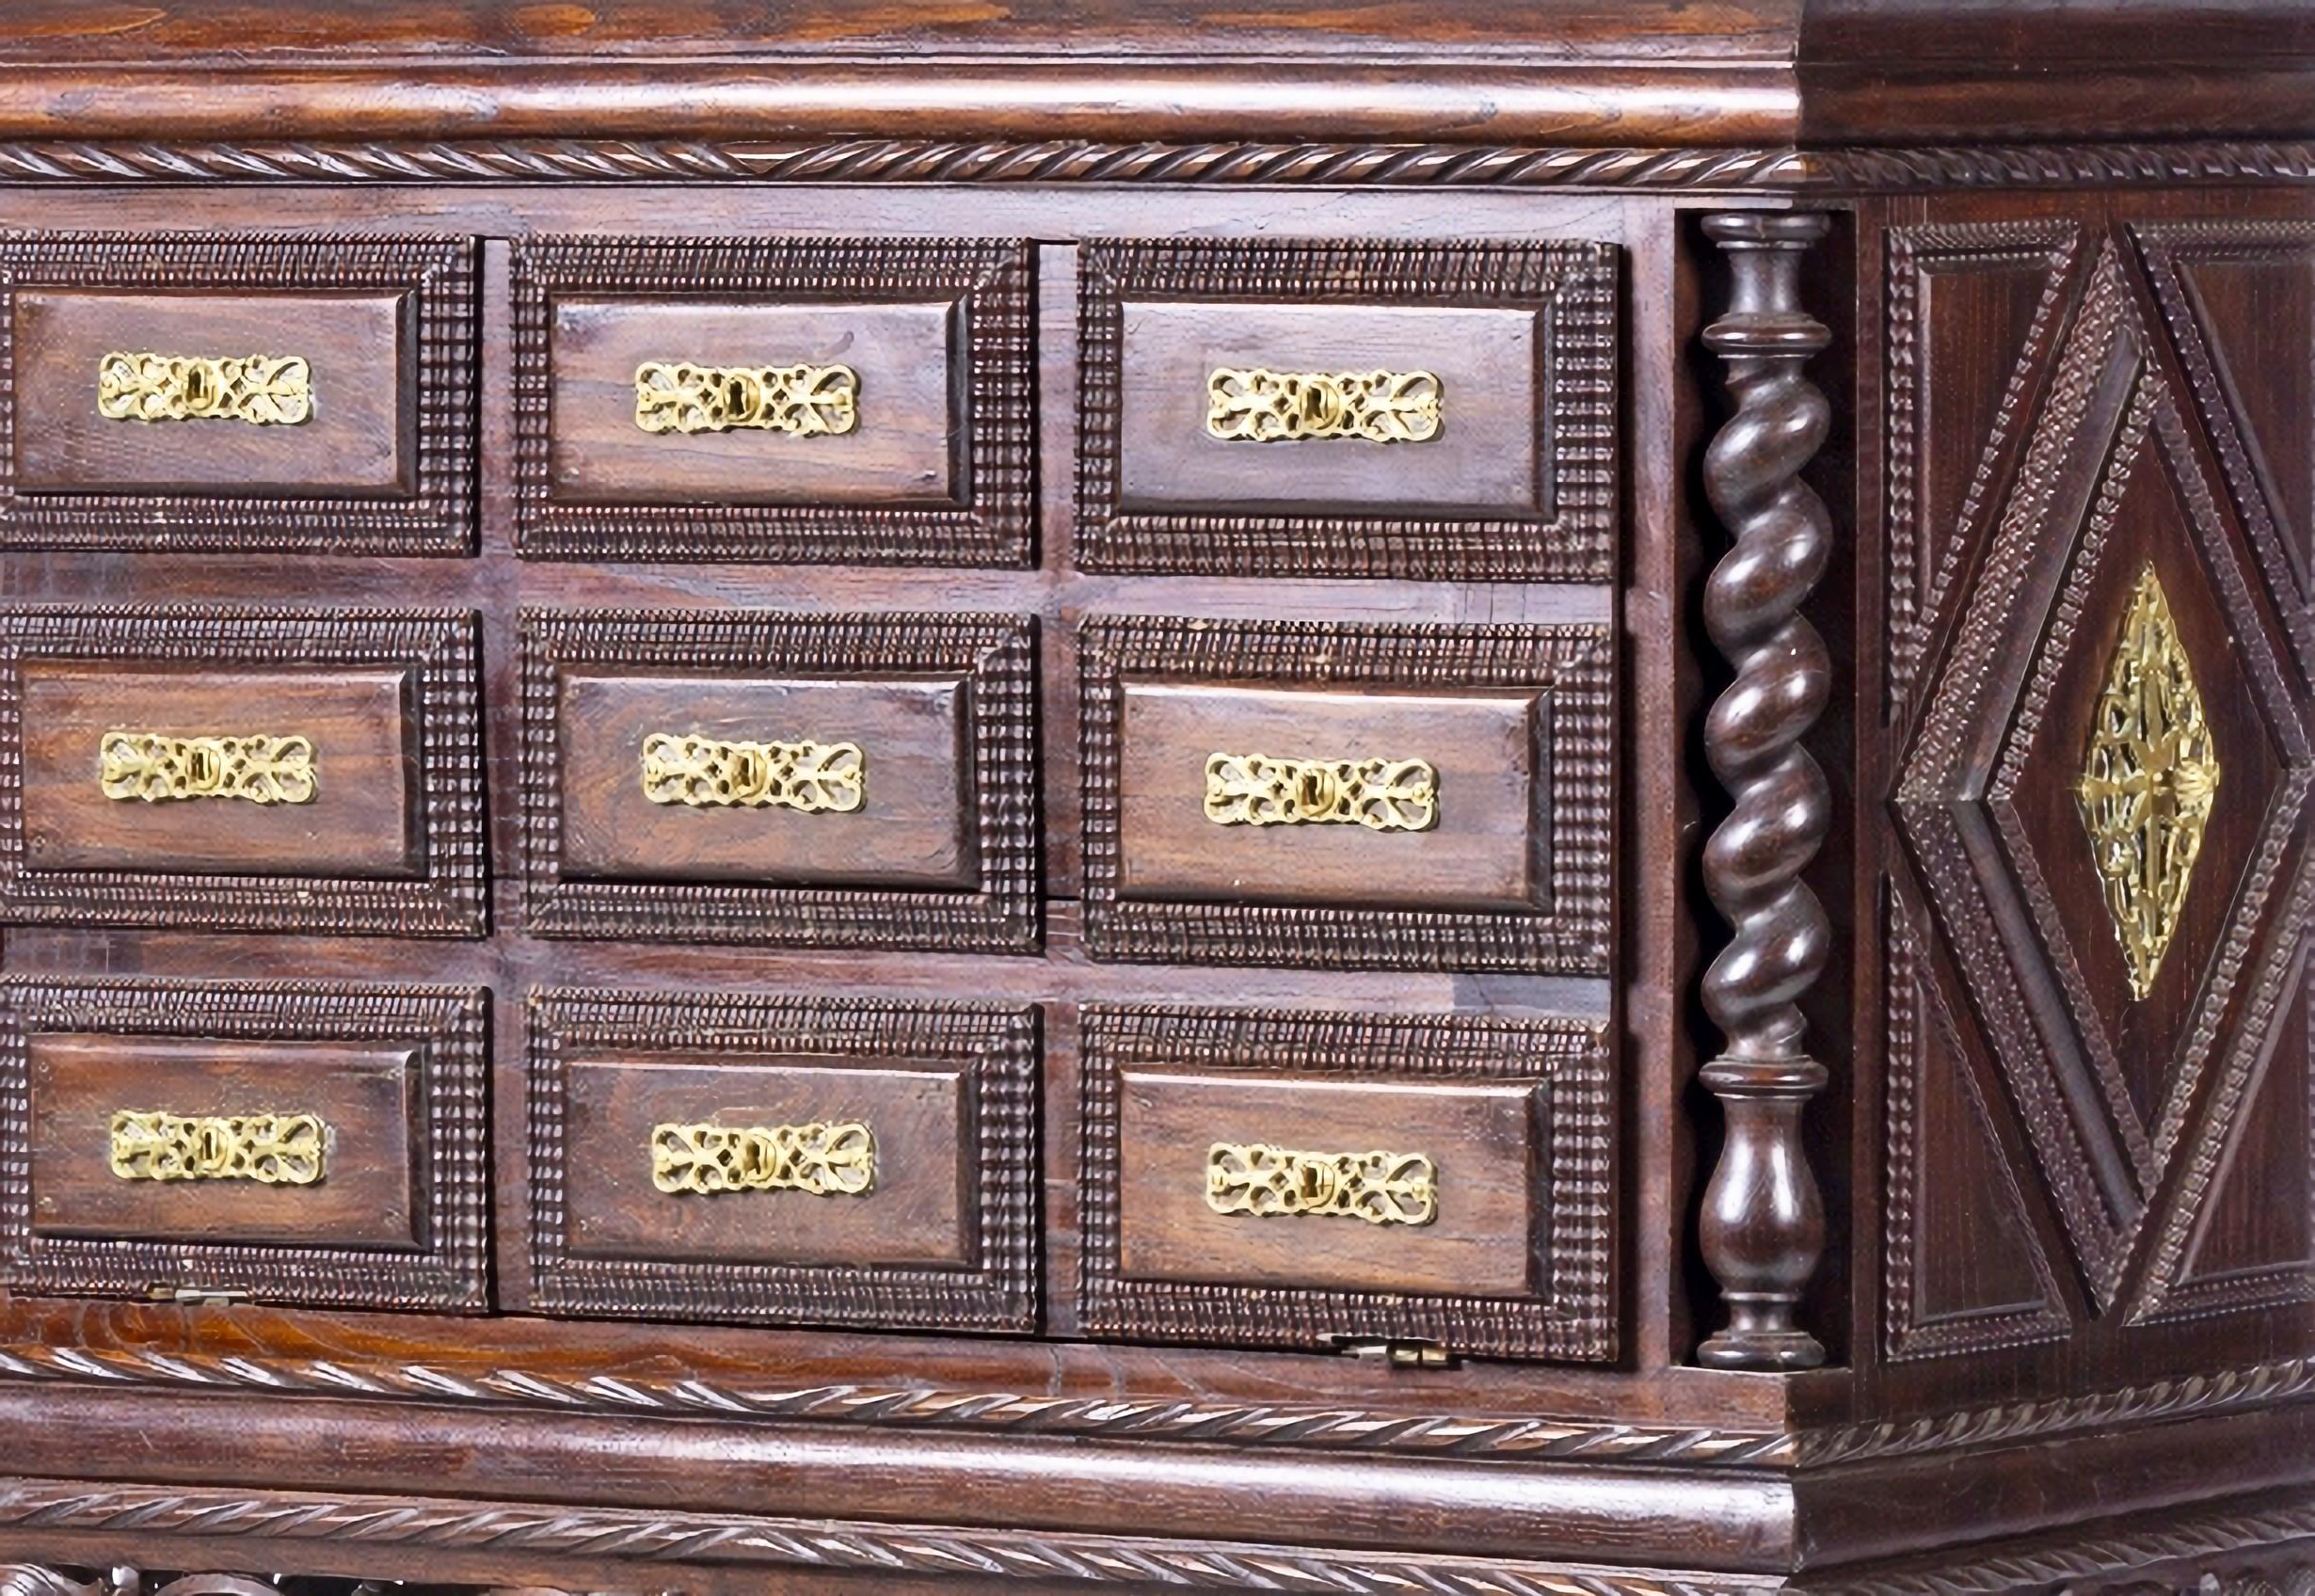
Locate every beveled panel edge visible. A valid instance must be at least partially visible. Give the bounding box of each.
[0,975,490,1311]
[0,605,487,938]
[524,985,1041,1333]
[0,231,476,555]
[1079,614,1612,974]
[1077,237,1617,582]
[1078,1002,1615,1362]
[519,606,1041,951]
[510,235,1034,567]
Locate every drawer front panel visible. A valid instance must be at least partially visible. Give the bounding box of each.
[549,298,956,505]
[0,607,485,937]
[22,663,418,879]
[523,608,1037,950]
[1078,238,1617,581]
[555,670,976,891]
[1082,614,1611,972]
[526,987,1039,1333]
[1080,1005,1614,1362]
[0,232,476,554]
[1,978,488,1311]
[513,237,1032,566]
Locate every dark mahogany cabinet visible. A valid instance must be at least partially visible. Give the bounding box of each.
[0,3,2310,1593]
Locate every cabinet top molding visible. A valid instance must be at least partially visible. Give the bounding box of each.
[0,0,2304,152]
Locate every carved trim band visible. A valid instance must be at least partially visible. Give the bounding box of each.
[638,733,865,812]
[1205,1142,1439,1226]
[97,351,311,425]
[107,1110,329,1187]
[98,732,317,806]
[1203,753,1438,831]
[633,360,858,436]
[1205,368,1442,443]
[650,1120,878,1196]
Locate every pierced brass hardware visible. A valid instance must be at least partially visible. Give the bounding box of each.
[1203,753,1437,832]
[98,351,311,426]
[1333,1335,1456,1368]
[2077,563,2223,1000]
[632,360,858,437]
[1206,367,1442,444]
[1205,1142,1438,1227]
[98,732,317,806]
[649,1121,877,1197]
[109,1111,330,1187]
[639,733,864,813]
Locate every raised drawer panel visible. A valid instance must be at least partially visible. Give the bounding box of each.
[512,236,1033,566]
[1078,238,1617,580]
[0,977,489,1311]
[0,232,476,554]
[0,606,486,937]
[520,608,1038,950]
[1080,614,1612,972]
[524,987,1039,1333]
[1079,1004,1614,1362]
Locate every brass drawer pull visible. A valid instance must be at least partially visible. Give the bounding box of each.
[1204,752,1437,832]
[632,360,859,437]
[1205,1142,1438,1227]
[99,731,318,806]
[109,1110,331,1187]
[98,351,311,426]
[639,732,864,813]
[1206,367,1442,444]
[650,1121,877,1197]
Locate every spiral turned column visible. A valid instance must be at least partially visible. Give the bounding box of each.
[1695,212,1835,1372]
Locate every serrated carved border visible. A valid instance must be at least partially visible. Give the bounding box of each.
[0,1478,1780,1596]
[511,236,1033,566]
[0,606,486,938]
[520,607,1039,950]
[1076,239,1617,581]
[0,978,489,1311]
[1078,614,1612,973]
[1078,1003,1615,1361]
[526,986,1040,1333]
[0,232,475,555]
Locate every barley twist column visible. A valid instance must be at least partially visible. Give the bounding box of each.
[1696,212,1835,1371]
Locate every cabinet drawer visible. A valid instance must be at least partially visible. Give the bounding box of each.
[521,608,1038,950]
[524,987,1039,1333]
[512,237,1033,566]
[0,978,488,1311]
[0,232,475,554]
[1078,238,1616,580]
[1081,615,1611,972]
[0,607,485,937]
[1079,1005,1613,1362]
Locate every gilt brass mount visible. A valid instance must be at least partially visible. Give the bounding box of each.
[1205,1142,1438,1226]
[1204,752,1437,832]
[99,732,318,806]
[633,360,858,437]
[98,352,311,426]
[109,1110,330,1186]
[649,1121,877,1196]
[2077,563,2223,1000]
[1205,367,1442,444]
[638,733,864,813]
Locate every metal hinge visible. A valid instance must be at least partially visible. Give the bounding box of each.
[1332,1335,1457,1369]
[147,1285,249,1307]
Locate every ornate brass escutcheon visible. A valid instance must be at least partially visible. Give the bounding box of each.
[632,360,859,436]
[1205,367,1442,443]
[649,1121,877,1196]
[1205,1142,1438,1226]
[638,733,864,812]
[98,732,317,806]
[108,1110,330,1186]
[97,352,311,425]
[1203,752,1437,832]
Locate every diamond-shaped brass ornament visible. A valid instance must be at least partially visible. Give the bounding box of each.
[2077,564,2223,1000]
